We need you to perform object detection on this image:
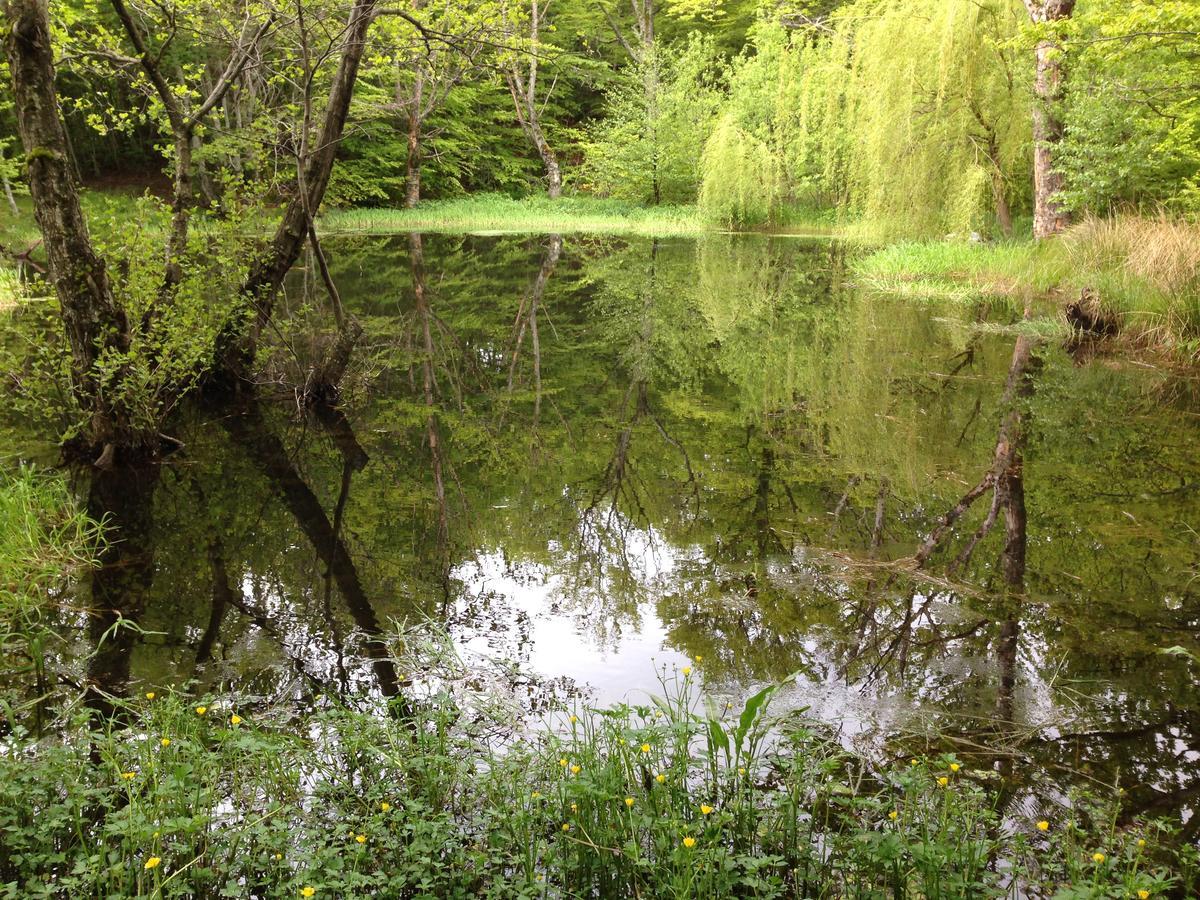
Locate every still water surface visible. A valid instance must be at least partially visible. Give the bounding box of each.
[48,233,1200,829]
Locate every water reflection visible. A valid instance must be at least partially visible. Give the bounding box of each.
[49,232,1200,825]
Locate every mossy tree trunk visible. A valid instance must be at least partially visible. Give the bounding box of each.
[3,0,135,454]
[1023,0,1075,239]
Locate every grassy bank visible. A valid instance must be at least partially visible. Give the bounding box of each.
[853,217,1200,358]
[319,194,839,237]
[319,195,710,236]
[0,469,1196,898]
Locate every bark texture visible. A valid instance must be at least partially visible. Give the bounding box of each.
[1024,0,1076,239]
[4,0,134,448]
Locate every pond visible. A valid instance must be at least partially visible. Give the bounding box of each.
[30,232,1200,831]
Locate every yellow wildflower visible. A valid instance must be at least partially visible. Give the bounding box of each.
[641,743,651,754]
[144,857,161,870]
[1037,821,1050,832]
[1092,852,1106,864]
[531,791,541,800]
[195,706,207,716]
[909,758,918,766]
[570,803,578,813]
[301,889,316,898]
[682,666,692,676]
[381,802,391,812]
[700,804,713,815]
[695,655,703,662]
[624,797,634,807]
[145,692,155,700]
[558,758,568,767]
[682,837,696,848]
[1137,838,1146,848]
[737,767,746,775]
[569,715,578,724]
[888,810,898,821]
[273,853,283,861]
[355,834,366,844]
[121,772,137,780]
[561,823,570,832]
[655,773,666,784]
[937,777,949,787]
[160,738,170,747]
[1138,891,1150,899]
[230,714,243,726]
[570,764,581,775]
[949,763,960,773]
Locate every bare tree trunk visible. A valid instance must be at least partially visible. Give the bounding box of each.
[1024,0,1075,239]
[404,69,424,209]
[219,0,379,382]
[507,0,563,198]
[3,0,134,451]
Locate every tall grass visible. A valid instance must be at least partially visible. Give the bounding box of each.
[853,215,1200,358]
[1061,215,1200,352]
[0,467,103,733]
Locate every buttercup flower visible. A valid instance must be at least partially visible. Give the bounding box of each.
[695,655,703,662]
[937,777,949,787]
[381,802,391,812]
[1037,821,1049,832]
[144,857,161,870]
[681,666,692,676]
[569,715,578,724]
[160,738,170,747]
[888,810,898,821]
[682,837,696,848]
[1138,891,1150,899]
[909,758,918,766]
[624,797,634,807]
[195,706,207,716]
[355,834,366,844]
[561,823,570,832]
[1092,852,1106,864]
[273,853,283,861]
[145,692,155,700]
[949,763,960,772]
[1137,838,1146,848]
[531,791,541,800]
[229,715,243,726]
[737,767,746,775]
[655,773,666,784]
[570,803,578,813]
[700,804,713,815]
[301,888,316,898]
[558,758,568,767]
[121,772,137,780]
[641,743,651,754]
[570,764,581,775]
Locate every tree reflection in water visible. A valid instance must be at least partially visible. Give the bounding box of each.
[52,232,1200,826]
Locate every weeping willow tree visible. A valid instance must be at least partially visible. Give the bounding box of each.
[698,114,779,226]
[829,0,1030,238]
[705,1,1030,238]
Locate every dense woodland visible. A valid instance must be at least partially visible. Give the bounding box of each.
[1,0,1198,463]
[1,1,1200,896]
